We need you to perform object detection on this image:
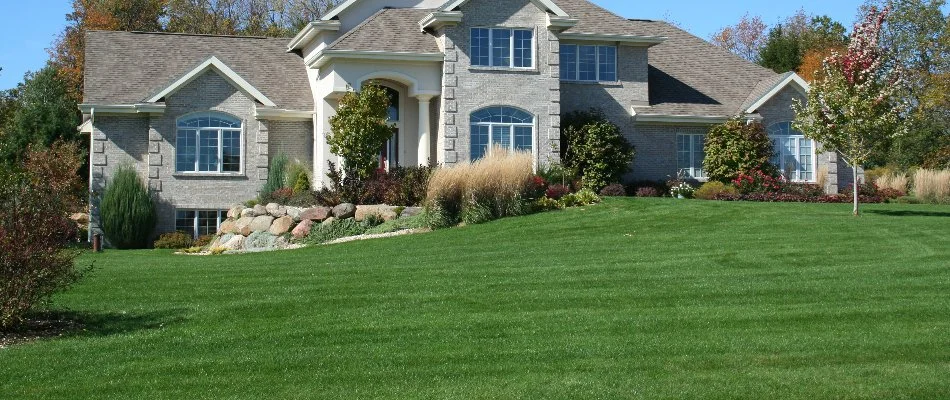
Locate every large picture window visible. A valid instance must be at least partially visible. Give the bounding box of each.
[677,133,706,179]
[768,122,815,182]
[560,44,617,82]
[175,209,226,238]
[470,107,534,161]
[176,112,242,173]
[471,28,534,68]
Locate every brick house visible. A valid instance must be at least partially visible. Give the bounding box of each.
[81,0,855,238]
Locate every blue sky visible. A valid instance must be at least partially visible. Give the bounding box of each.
[0,0,894,90]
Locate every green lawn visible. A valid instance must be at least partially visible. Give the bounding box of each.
[2,198,949,399]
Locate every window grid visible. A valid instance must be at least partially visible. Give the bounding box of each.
[470,107,535,161]
[176,113,243,174]
[676,133,706,179]
[471,28,534,69]
[560,44,618,82]
[176,209,226,238]
[768,122,816,182]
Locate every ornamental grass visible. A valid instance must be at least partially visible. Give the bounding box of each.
[875,171,909,193]
[912,169,950,203]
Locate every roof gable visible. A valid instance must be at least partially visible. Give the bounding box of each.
[439,0,568,16]
[146,56,277,107]
[743,73,809,114]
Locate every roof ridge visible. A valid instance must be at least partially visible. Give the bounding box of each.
[326,7,389,50]
[650,20,777,77]
[87,29,286,40]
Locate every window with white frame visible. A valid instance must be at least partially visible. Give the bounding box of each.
[176,112,242,173]
[175,209,226,237]
[560,44,617,82]
[471,28,534,68]
[470,107,534,161]
[677,133,706,179]
[768,122,815,181]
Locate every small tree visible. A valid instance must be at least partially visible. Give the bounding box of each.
[793,6,909,215]
[703,117,777,182]
[561,109,635,191]
[328,84,393,180]
[99,164,156,248]
[260,152,288,198]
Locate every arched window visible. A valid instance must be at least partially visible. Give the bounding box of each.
[175,112,242,173]
[470,106,534,160]
[768,121,814,182]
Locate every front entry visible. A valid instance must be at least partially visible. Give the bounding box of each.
[380,86,400,170]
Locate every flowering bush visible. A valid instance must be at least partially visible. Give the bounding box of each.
[733,169,785,194]
[670,182,696,198]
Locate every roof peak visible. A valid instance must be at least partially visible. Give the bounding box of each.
[88,30,282,40]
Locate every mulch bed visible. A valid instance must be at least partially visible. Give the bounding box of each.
[0,314,82,349]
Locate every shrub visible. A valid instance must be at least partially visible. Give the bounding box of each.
[153,231,194,249]
[194,234,214,248]
[912,169,950,203]
[315,161,369,206]
[694,181,738,200]
[573,188,601,205]
[260,153,288,199]
[328,84,394,180]
[100,164,156,249]
[1,143,86,330]
[533,196,563,211]
[301,218,367,245]
[703,118,777,182]
[670,182,696,199]
[732,169,785,194]
[384,166,433,206]
[260,187,294,205]
[635,187,661,197]
[285,162,312,194]
[545,184,571,200]
[599,183,627,197]
[537,160,577,187]
[23,141,86,211]
[561,109,635,191]
[425,148,534,228]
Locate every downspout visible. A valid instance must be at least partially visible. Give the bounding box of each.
[87,107,95,242]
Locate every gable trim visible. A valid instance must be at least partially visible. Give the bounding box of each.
[440,0,569,17]
[321,0,363,21]
[307,50,444,68]
[145,56,277,107]
[559,32,666,46]
[744,73,809,114]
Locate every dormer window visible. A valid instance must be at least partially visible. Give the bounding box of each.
[471,28,534,68]
[560,44,617,82]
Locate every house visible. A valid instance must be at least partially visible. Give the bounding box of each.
[81,0,855,238]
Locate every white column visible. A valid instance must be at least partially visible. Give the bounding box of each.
[416,95,435,166]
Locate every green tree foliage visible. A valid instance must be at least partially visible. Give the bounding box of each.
[793,7,909,215]
[0,65,81,167]
[703,118,777,182]
[759,25,804,73]
[99,165,157,249]
[561,109,635,191]
[759,11,849,73]
[328,84,394,180]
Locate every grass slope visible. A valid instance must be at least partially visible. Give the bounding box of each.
[2,198,949,399]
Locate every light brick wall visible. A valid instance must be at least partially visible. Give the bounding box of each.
[439,0,561,167]
[89,116,150,236]
[625,124,708,182]
[267,120,314,167]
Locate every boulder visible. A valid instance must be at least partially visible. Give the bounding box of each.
[269,216,294,235]
[400,207,423,218]
[241,215,274,235]
[252,204,267,216]
[286,207,303,222]
[245,231,277,250]
[292,219,313,239]
[265,203,287,218]
[240,208,256,218]
[219,219,237,234]
[233,216,255,234]
[274,235,290,249]
[301,206,331,221]
[356,205,398,222]
[321,216,336,226]
[220,234,246,251]
[333,203,356,219]
[227,206,244,219]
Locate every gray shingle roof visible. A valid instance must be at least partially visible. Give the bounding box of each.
[634,19,780,116]
[84,31,313,110]
[553,0,659,37]
[328,8,441,53]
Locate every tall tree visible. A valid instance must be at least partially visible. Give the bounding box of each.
[710,14,768,62]
[0,65,82,166]
[793,7,909,215]
[759,25,804,72]
[760,12,849,74]
[327,84,394,180]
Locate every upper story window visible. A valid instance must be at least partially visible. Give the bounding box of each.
[471,28,534,68]
[560,44,617,82]
[176,112,242,174]
[677,133,706,179]
[768,122,815,182]
[470,106,534,161]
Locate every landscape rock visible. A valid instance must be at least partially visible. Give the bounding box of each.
[286,207,303,222]
[292,219,313,239]
[356,205,398,222]
[265,203,287,218]
[400,207,423,218]
[332,203,356,219]
[220,234,245,251]
[252,204,267,216]
[321,216,336,226]
[242,215,274,235]
[227,206,244,219]
[233,216,255,234]
[240,208,255,218]
[269,216,294,235]
[301,206,331,221]
[245,231,277,250]
[219,219,237,234]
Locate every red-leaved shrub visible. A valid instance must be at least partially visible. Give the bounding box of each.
[545,184,571,200]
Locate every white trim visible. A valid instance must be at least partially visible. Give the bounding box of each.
[255,108,316,121]
[78,103,166,114]
[419,11,463,31]
[441,0,569,17]
[548,15,578,30]
[558,32,666,46]
[321,0,363,21]
[146,56,277,107]
[77,119,93,134]
[633,113,731,125]
[287,20,342,51]
[676,133,707,180]
[744,73,810,114]
[307,50,444,68]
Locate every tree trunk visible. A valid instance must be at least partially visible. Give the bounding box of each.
[852,166,860,216]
